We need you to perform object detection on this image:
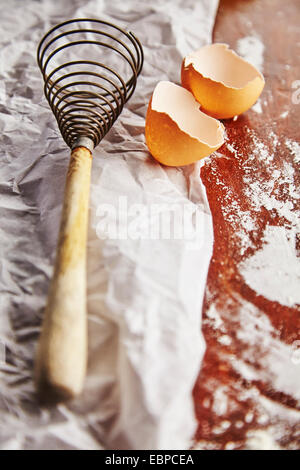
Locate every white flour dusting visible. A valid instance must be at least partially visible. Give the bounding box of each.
[197,292,300,449]
[240,128,300,308]
[232,296,300,433]
[239,226,300,307]
[244,128,274,164]
[243,130,299,229]
[245,430,282,450]
[285,138,300,164]
[245,179,298,227]
[205,302,225,331]
[251,99,262,114]
[236,35,264,71]
[217,128,299,305]
[226,142,239,157]
[280,111,289,119]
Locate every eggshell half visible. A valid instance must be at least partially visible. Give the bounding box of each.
[145,81,225,167]
[181,43,265,119]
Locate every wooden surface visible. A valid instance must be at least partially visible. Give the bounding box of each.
[194,0,300,450]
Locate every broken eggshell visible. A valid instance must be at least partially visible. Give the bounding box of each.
[181,43,265,119]
[145,81,225,167]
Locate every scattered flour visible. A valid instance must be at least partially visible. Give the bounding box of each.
[220,129,300,307]
[233,296,300,401]
[212,386,229,416]
[216,129,299,262]
[280,111,289,119]
[251,99,263,114]
[243,130,299,229]
[226,142,239,157]
[239,225,300,308]
[285,138,300,164]
[221,188,256,254]
[281,161,299,200]
[245,430,282,450]
[198,292,300,449]
[268,130,279,148]
[216,124,299,438]
[244,128,274,164]
[205,302,225,331]
[236,35,264,72]
[245,179,298,227]
[218,334,232,346]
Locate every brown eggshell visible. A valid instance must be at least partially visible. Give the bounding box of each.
[181,43,265,119]
[145,81,225,167]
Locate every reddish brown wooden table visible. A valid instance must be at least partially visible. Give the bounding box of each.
[194,0,300,450]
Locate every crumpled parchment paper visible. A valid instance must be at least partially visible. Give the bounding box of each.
[0,0,219,450]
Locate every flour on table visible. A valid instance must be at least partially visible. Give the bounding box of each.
[280,111,289,119]
[213,127,299,303]
[251,99,262,114]
[245,430,282,450]
[239,225,300,308]
[240,129,300,307]
[194,292,300,450]
[236,35,264,71]
[285,138,300,164]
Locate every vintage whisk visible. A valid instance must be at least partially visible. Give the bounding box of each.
[35,19,143,403]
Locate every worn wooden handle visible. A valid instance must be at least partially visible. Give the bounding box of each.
[35,146,92,404]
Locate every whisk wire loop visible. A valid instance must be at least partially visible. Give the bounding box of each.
[37,18,143,149]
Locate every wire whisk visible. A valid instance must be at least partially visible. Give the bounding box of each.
[35,19,143,404]
[37,18,143,150]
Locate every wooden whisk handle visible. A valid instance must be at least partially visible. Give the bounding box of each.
[35,146,92,404]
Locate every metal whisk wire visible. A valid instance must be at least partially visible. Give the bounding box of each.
[37,18,143,149]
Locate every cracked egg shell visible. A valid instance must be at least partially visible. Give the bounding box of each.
[145,81,225,167]
[181,43,265,119]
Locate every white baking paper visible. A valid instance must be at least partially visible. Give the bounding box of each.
[0,0,219,450]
